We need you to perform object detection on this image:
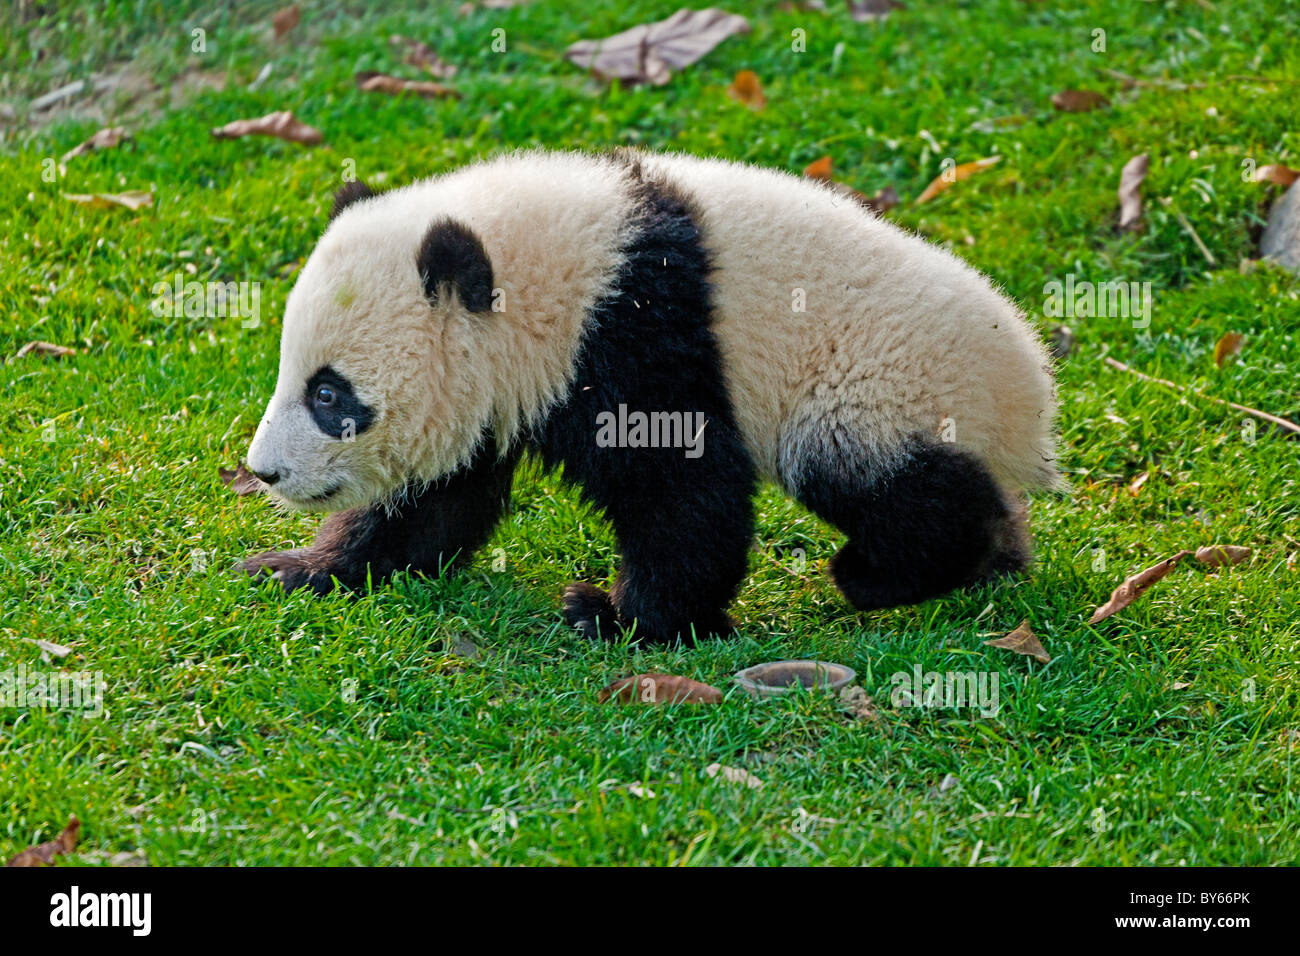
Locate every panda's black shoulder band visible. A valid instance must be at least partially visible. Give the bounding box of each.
[417,217,495,314]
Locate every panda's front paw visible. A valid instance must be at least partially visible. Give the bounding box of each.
[238,549,339,596]
[562,582,623,641]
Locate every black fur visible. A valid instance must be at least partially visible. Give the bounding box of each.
[241,434,518,594]
[331,180,375,220]
[305,365,375,439]
[792,435,1028,611]
[526,170,757,645]
[417,218,495,313]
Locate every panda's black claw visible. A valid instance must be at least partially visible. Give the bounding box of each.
[238,549,336,595]
[562,582,621,641]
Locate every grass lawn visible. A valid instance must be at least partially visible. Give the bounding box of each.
[2,0,1298,866]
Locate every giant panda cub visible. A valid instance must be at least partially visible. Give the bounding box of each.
[240,149,1060,644]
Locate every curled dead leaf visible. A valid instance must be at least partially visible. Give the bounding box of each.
[1117,153,1149,231]
[726,69,766,110]
[61,126,130,162]
[1213,331,1244,367]
[1087,551,1192,624]
[803,155,833,180]
[14,341,76,360]
[355,72,461,99]
[211,110,322,145]
[272,5,300,38]
[6,818,80,867]
[1194,545,1252,569]
[391,35,458,78]
[1255,164,1299,187]
[704,763,764,788]
[219,463,268,497]
[564,8,751,86]
[915,156,1001,204]
[983,620,1051,664]
[848,0,903,20]
[62,190,152,211]
[1050,89,1109,112]
[598,673,722,705]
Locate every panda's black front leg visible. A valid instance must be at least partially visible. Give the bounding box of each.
[555,432,757,645]
[241,439,518,595]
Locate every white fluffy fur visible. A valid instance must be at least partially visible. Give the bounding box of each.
[247,149,1058,512]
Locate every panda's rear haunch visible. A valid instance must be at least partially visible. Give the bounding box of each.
[241,150,1061,645]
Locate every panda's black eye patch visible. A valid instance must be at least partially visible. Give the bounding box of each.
[305,365,375,439]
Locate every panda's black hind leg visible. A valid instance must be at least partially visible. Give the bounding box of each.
[791,435,1029,612]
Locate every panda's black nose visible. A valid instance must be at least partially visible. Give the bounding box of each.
[250,467,280,486]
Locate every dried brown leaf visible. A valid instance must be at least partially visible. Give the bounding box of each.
[61,126,130,162]
[848,0,903,20]
[599,673,722,704]
[62,190,153,211]
[915,156,1001,204]
[726,69,766,110]
[983,620,1051,664]
[14,341,76,360]
[1050,89,1109,112]
[272,5,300,39]
[1213,331,1244,367]
[704,763,764,788]
[1087,551,1192,624]
[390,35,458,78]
[1255,164,1299,187]
[564,8,751,86]
[1194,545,1252,569]
[210,110,323,145]
[803,155,833,180]
[6,818,79,867]
[219,463,268,497]
[1118,153,1149,231]
[355,72,461,99]
[1127,471,1149,497]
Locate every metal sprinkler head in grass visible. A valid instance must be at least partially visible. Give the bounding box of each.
[733,660,856,699]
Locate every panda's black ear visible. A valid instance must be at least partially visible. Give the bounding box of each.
[417,217,495,314]
[331,180,375,220]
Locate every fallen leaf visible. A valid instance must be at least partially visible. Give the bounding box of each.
[598,673,722,704]
[6,818,80,867]
[211,110,322,145]
[354,72,461,99]
[272,5,299,38]
[1117,153,1149,231]
[858,184,899,215]
[24,638,72,659]
[804,155,833,180]
[390,35,458,78]
[627,783,656,798]
[983,620,1051,664]
[1213,331,1244,367]
[1171,681,1192,691]
[1255,164,1299,187]
[219,463,268,496]
[1194,545,1252,569]
[60,126,130,162]
[726,69,766,110]
[1050,89,1109,112]
[1127,471,1149,497]
[848,0,903,20]
[14,341,76,360]
[839,685,881,722]
[564,8,751,86]
[915,156,1001,204]
[704,763,764,788]
[62,190,153,211]
[1087,551,1192,624]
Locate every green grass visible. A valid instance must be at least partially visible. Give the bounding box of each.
[2,0,1298,865]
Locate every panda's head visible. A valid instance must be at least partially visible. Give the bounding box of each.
[245,180,497,512]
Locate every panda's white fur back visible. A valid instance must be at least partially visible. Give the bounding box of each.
[636,152,1059,493]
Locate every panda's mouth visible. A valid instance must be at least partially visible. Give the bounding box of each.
[307,482,344,504]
